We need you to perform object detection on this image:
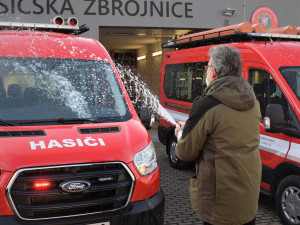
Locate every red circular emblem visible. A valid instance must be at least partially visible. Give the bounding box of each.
[251,7,278,30]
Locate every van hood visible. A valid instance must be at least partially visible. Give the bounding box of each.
[205,75,256,111]
[0,119,150,172]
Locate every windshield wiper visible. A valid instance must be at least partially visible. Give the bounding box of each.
[0,119,15,126]
[18,118,100,125]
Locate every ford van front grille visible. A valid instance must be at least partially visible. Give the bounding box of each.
[6,162,135,220]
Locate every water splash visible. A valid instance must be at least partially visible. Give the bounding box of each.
[10,60,91,118]
[115,63,179,128]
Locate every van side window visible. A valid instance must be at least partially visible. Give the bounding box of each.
[248,68,288,118]
[279,66,300,101]
[164,62,207,102]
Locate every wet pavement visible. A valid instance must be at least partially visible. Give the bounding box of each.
[148,122,282,225]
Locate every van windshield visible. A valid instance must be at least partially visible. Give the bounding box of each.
[280,67,300,102]
[0,57,131,125]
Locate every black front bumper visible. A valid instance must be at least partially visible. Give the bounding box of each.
[0,188,165,225]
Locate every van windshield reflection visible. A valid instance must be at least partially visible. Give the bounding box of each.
[0,58,130,125]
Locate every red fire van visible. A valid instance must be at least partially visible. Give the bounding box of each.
[0,18,164,225]
[159,22,300,225]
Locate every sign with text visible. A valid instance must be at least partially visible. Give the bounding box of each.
[0,0,193,18]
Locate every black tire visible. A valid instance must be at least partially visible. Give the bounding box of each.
[275,175,300,225]
[167,135,186,169]
[144,113,155,130]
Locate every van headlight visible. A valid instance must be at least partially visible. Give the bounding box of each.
[134,142,158,176]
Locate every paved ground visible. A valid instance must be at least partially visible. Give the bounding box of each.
[148,122,283,225]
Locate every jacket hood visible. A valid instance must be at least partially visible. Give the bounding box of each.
[205,75,256,111]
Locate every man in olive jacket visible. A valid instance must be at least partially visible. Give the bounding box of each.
[175,46,262,225]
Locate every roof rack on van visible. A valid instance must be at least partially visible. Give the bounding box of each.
[0,18,89,35]
[163,22,300,49]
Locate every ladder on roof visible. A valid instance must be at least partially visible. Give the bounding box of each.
[163,22,300,49]
[0,21,89,35]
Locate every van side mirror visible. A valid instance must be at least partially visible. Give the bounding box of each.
[263,104,285,133]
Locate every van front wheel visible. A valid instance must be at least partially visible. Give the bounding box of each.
[167,136,186,169]
[275,175,300,225]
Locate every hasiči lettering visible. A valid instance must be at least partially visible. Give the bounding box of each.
[30,137,106,150]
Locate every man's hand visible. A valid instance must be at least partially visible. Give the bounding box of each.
[175,121,186,137]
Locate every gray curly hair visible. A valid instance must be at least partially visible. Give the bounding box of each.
[208,45,242,77]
